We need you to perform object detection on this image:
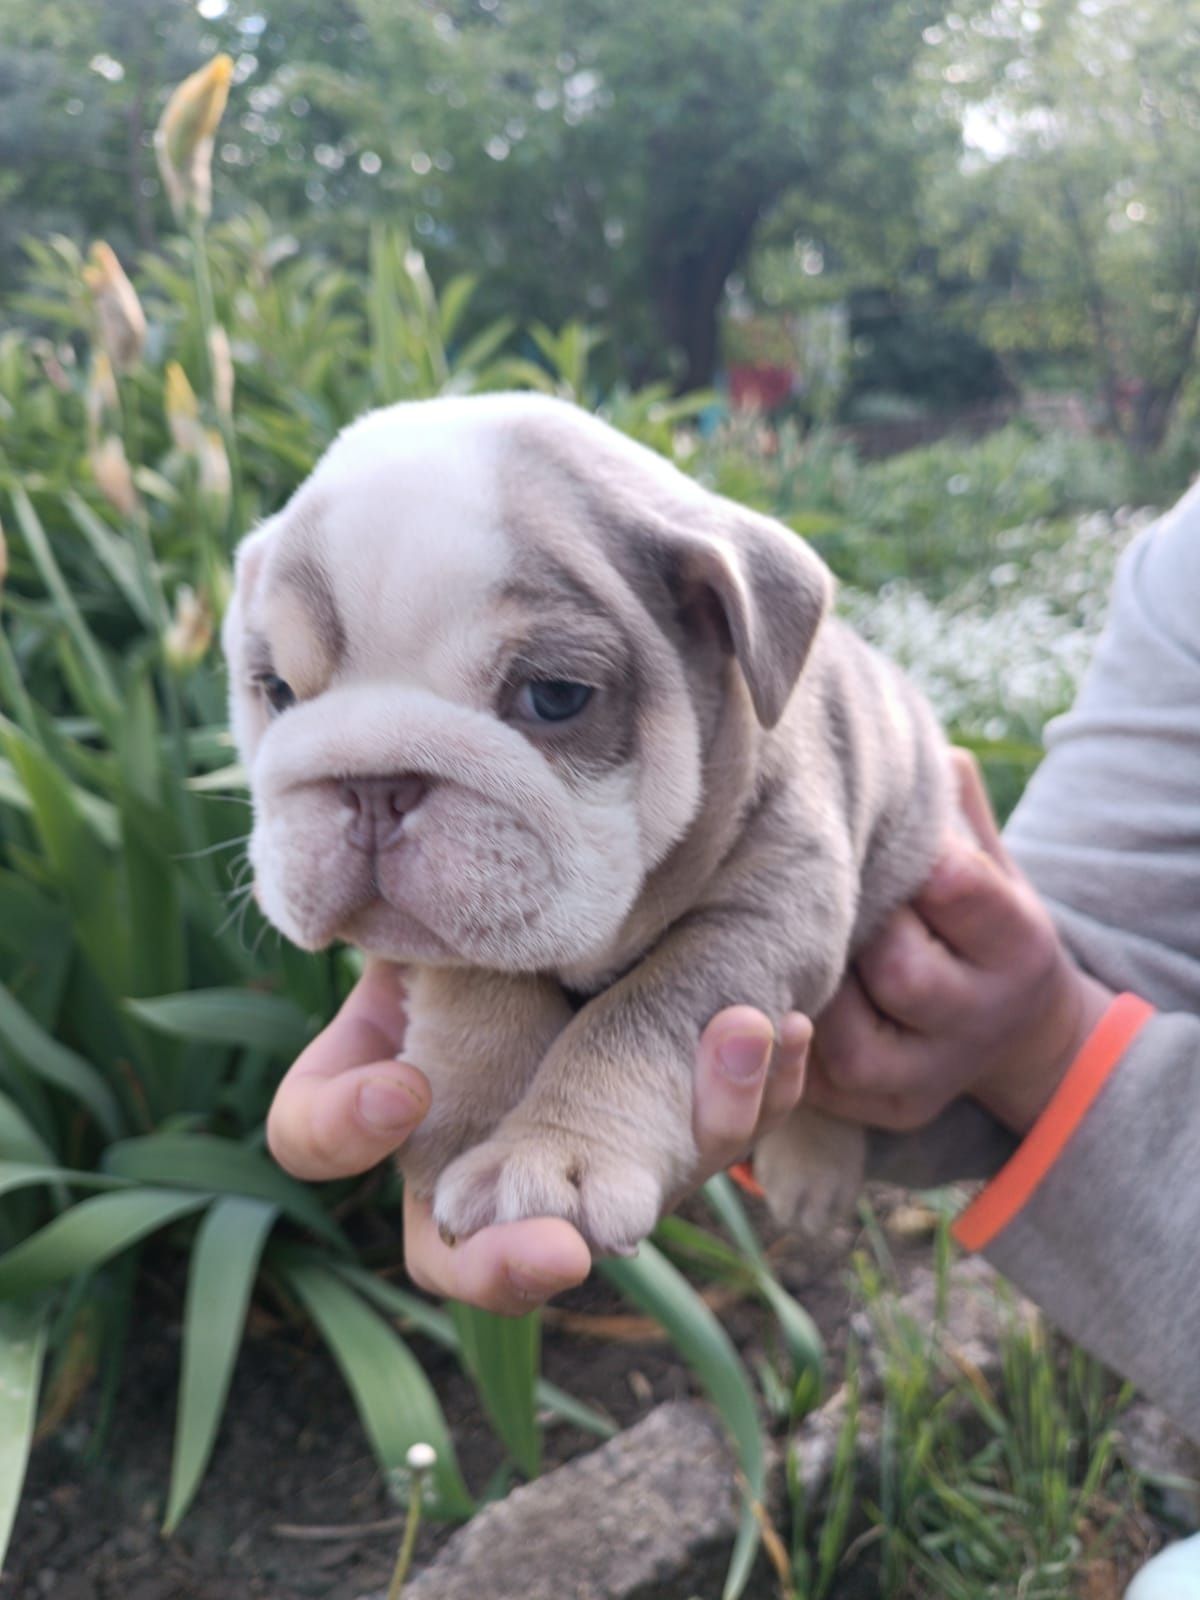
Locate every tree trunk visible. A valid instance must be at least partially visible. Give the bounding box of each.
[1058,177,1128,446]
[649,201,765,392]
[1129,301,1200,456]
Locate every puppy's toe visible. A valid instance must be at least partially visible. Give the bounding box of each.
[432,1133,663,1254]
[576,1160,662,1257]
[432,1142,511,1241]
[754,1112,865,1241]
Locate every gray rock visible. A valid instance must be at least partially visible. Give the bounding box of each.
[1119,1399,1200,1524]
[367,1401,741,1600]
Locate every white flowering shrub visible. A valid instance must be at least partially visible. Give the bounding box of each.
[840,507,1158,741]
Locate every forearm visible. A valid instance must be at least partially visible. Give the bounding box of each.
[956,1005,1200,1445]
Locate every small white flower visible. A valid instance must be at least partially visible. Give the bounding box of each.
[405,1442,437,1472]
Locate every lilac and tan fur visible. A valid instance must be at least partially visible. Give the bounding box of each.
[223,394,954,1252]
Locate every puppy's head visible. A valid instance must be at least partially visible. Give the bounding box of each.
[223,394,831,971]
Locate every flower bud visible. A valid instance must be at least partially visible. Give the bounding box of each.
[165,361,204,455]
[164,585,214,671]
[198,427,231,512]
[90,435,141,519]
[208,324,235,421]
[82,242,146,372]
[154,54,233,223]
[86,352,120,443]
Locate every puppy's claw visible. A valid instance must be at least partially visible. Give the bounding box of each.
[437,1222,457,1248]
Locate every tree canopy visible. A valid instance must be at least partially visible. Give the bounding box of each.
[3,0,1199,439]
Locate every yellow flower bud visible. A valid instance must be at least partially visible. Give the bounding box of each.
[90,435,141,519]
[86,352,120,443]
[208,324,235,421]
[164,585,214,671]
[82,242,146,372]
[165,360,204,454]
[154,54,233,223]
[198,427,232,511]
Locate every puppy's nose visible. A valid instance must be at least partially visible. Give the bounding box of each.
[339,775,428,852]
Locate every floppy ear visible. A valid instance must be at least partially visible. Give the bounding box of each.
[667,502,833,728]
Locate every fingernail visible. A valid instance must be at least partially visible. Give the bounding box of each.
[356,1076,423,1133]
[507,1262,567,1302]
[717,1029,773,1085]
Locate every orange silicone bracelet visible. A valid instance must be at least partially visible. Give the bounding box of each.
[953,992,1155,1253]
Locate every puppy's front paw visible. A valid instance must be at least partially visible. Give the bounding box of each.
[432,1126,666,1256]
[754,1110,865,1241]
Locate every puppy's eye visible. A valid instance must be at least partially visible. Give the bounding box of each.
[258,673,296,715]
[514,679,593,723]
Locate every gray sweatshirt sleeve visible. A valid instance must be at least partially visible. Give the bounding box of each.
[980,485,1200,1442]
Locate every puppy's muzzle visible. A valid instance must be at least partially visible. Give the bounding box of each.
[338,774,429,853]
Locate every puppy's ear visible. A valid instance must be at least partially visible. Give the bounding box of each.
[666,502,833,728]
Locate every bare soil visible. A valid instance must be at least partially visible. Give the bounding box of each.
[3,1202,860,1600]
[3,1198,1162,1600]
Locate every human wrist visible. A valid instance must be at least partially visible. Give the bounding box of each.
[971,970,1116,1135]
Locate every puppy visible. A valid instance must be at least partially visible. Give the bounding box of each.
[223,393,954,1253]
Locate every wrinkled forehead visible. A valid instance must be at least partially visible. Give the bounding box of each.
[252,414,630,684]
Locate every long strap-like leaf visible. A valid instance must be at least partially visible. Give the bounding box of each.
[451,1302,541,1479]
[164,1197,279,1533]
[601,1241,766,1600]
[284,1261,474,1520]
[0,1188,208,1296]
[0,1299,48,1572]
[0,982,123,1142]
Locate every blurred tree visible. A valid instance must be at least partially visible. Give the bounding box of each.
[0,0,974,387]
[332,0,971,388]
[9,0,1199,432]
[928,0,1200,454]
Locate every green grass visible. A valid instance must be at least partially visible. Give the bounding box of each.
[785,1212,1155,1600]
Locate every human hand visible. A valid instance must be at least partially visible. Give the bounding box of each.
[805,749,1114,1138]
[266,962,811,1314]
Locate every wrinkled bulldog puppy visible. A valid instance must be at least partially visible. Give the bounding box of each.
[222,393,954,1253]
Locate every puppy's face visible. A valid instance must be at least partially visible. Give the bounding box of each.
[223,395,830,972]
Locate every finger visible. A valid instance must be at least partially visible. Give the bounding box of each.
[812,970,939,1098]
[950,748,1015,872]
[692,1006,776,1170]
[267,962,427,1180]
[854,903,975,1030]
[268,1060,431,1181]
[286,960,408,1084]
[803,1068,948,1134]
[403,1189,591,1314]
[756,1012,812,1135]
[914,833,1047,973]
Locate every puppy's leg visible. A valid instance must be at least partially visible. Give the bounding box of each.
[752,1108,865,1239]
[433,829,861,1254]
[397,966,574,1200]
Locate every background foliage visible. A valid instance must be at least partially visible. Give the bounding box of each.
[1,2,1196,1594]
[4,0,1200,444]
